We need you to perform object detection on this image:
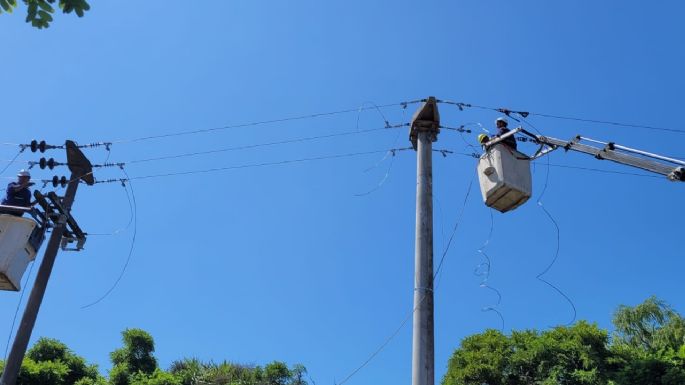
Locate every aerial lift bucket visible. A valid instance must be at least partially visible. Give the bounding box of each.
[477,144,533,213]
[0,214,41,291]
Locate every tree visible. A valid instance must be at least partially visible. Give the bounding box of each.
[443,322,611,385]
[610,296,685,385]
[0,337,103,385]
[264,361,290,385]
[443,297,685,385]
[0,0,90,29]
[109,329,158,385]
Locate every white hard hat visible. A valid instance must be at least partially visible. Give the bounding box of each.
[495,117,508,125]
[17,169,30,177]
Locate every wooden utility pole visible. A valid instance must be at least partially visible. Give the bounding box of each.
[409,97,440,385]
[1,141,93,385]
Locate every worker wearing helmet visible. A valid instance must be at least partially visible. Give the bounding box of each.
[1,170,35,216]
[493,117,517,150]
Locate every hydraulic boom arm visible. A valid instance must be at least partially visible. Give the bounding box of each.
[483,127,685,182]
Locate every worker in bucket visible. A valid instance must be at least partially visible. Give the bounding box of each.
[478,117,518,150]
[1,169,35,216]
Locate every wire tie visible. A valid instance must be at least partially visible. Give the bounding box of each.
[414,286,434,293]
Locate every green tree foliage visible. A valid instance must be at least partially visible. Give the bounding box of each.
[610,296,685,385]
[1,330,307,385]
[109,329,158,385]
[443,297,685,385]
[0,337,103,385]
[0,0,90,29]
[168,358,308,385]
[443,322,611,385]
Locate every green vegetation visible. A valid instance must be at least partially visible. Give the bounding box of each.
[443,296,685,385]
[2,297,681,385]
[0,328,308,385]
[0,0,90,29]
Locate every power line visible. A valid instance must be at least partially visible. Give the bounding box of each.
[81,170,138,309]
[112,100,422,144]
[545,163,663,179]
[336,176,474,385]
[94,149,400,184]
[126,125,406,165]
[438,99,685,134]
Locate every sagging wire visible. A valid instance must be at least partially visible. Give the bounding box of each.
[336,169,474,385]
[354,149,398,197]
[2,173,49,360]
[453,122,488,153]
[434,174,475,282]
[81,167,137,309]
[521,117,577,327]
[353,103,408,196]
[437,99,685,135]
[96,149,398,183]
[113,100,423,144]
[0,148,27,178]
[87,176,134,236]
[3,260,36,361]
[544,163,663,179]
[473,209,505,331]
[127,125,407,166]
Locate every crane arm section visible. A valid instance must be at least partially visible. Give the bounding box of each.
[484,127,685,182]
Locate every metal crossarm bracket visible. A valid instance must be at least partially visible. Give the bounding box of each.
[409,97,440,150]
[45,191,87,250]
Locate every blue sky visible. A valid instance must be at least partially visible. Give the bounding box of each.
[1,1,684,384]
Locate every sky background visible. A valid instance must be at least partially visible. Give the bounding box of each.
[1,1,684,384]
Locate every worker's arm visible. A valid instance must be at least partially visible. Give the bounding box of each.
[8,181,33,192]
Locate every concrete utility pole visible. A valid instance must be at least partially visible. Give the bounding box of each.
[1,141,93,385]
[409,97,440,385]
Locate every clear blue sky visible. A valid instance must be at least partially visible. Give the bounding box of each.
[1,1,684,384]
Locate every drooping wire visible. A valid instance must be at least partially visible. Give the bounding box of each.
[438,99,685,134]
[3,260,36,361]
[336,170,474,385]
[95,149,396,184]
[521,117,577,326]
[544,163,663,179]
[81,168,137,309]
[0,149,26,181]
[113,100,422,144]
[473,208,505,332]
[353,104,406,196]
[354,150,398,197]
[434,176,474,280]
[126,126,406,166]
[87,177,134,236]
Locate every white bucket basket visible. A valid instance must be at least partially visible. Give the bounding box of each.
[0,215,38,291]
[477,144,532,213]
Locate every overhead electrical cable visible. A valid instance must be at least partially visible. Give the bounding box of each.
[474,208,505,332]
[336,176,474,385]
[438,99,685,134]
[81,169,138,309]
[112,100,422,144]
[94,149,403,184]
[126,126,406,165]
[521,117,577,326]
